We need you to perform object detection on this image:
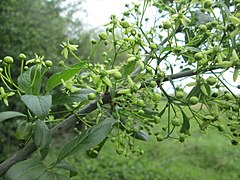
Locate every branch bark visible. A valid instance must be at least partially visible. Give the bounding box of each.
[0,68,200,176]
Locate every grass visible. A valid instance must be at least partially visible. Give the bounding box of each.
[44,125,240,180]
[41,101,240,179]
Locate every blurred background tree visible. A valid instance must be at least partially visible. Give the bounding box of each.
[0,0,84,60]
[0,0,87,162]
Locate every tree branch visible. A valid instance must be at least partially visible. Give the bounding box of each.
[0,68,203,176]
[0,94,111,176]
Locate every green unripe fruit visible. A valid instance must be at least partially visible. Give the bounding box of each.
[171,117,181,126]
[194,52,203,60]
[88,93,96,100]
[130,85,138,93]
[176,91,184,99]
[156,135,164,142]
[227,23,236,32]
[3,56,14,64]
[114,71,122,80]
[121,21,130,28]
[163,21,171,29]
[58,60,65,66]
[111,137,117,143]
[98,32,108,40]
[0,68,3,73]
[179,136,185,142]
[189,96,199,105]
[91,39,97,44]
[149,43,157,50]
[206,76,217,86]
[150,81,157,88]
[217,124,224,132]
[102,52,107,57]
[137,99,146,107]
[19,53,26,59]
[45,60,53,67]
[116,148,124,155]
[198,25,207,33]
[224,92,233,100]
[154,116,161,124]
[203,0,213,8]
[210,21,218,27]
[99,70,108,77]
[146,66,152,73]
[138,109,145,115]
[152,93,162,101]
[124,11,130,16]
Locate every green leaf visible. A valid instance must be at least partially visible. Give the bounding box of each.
[39,171,68,180]
[45,62,85,92]
[186,84,200,100]
[17,65,42,95]
[133,130,149,141]
[160,46,171,54]
[233,68,239,82]
[21,95,52,118]
[184,46,200,52]
[5,159,47,180]
[102,76,113,88]
[200,84,208,96]
[33,120,52,150]
[121,61,136,77]
[204,83,211,96]
[0,111,26,123]
[56,118,118,163]
[159,104,168,118]
[215,1,231,16]
[55,162,78,178]
[85,138,107,158]
[40,147,50,160]
[143,108,159,116]
[16,121,32,140]
[61,48,69,59]
[180,110,190,133]
[52,89,96,105]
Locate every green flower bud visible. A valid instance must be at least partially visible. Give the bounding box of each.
[98,32,108,40]
[3,56,14,64]
[19,53,26,59]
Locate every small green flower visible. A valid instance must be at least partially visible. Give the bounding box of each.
[60,41,79,59]
[0,87,15,106]
[61,79,80,94]
[26,54,45,66]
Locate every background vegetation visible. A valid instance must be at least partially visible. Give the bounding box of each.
[45,110,240,180]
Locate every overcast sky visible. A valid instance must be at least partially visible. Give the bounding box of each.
[78,0,139,29]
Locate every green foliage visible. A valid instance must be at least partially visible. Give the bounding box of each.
[0,0,83,60]
[56,118,118,163]
[46,62,85,92]
[5,158,71,180]
[43,127,240,180]
[21,95,52,119]
[0,111,26,123]
[1,0,240,178]
[33,120,52,151]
